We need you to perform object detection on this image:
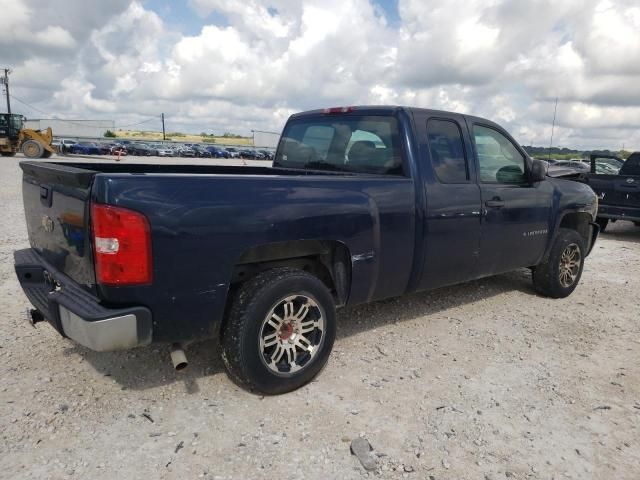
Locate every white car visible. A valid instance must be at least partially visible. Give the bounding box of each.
[155,146,175,157]
[224,147,240,158]
[54,139,77,153]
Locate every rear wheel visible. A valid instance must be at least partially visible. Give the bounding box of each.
[22,140,44,159]
[532,228,586,298]
[596,217,609,232]
[222,268,336,394]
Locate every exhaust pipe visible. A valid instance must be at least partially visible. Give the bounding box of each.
[170,343,188,371]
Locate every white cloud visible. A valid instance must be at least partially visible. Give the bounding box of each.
[2,0,640,149]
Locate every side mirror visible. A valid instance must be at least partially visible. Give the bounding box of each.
[530,159,547,182]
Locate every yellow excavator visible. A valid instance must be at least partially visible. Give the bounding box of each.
[0,113,55,158]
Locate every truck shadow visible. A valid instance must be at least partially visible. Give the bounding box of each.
[63,268,535,392]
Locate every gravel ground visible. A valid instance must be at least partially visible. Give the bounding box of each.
[1,154,639,480]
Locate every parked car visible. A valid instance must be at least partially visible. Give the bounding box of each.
[238,149,257,159]
[252,149,266,160]
[206,146,230,158]
[574,153,640,231]
[127,143,154,156]
[553,160,590,172]
[54,139,77,154]
[96,143,112,155]
[178,146,195,157]
[152,144,175,157]
[14,105,599,395]
[259,149,275,160]
[192,145,213,158]
[224,147,240,158]
[108,144,127,156]
[68,142,102,155]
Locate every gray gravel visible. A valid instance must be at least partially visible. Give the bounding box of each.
[1,154,639,479]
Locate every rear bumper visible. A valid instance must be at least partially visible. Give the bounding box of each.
[14,248,152,352]
[598,205,640,222]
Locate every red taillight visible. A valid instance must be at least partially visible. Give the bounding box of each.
[322,106,355,114]
[91,203,152,286]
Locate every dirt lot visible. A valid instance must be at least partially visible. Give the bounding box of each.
[1,154,639,480]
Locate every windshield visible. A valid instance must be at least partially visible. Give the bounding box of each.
[274,115,404,175]
[10,115,23,130]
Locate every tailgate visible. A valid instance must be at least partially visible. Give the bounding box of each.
[20,162,97,289]
[612,176,640,208]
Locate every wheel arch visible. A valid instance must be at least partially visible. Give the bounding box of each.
[230,239,352,307]
[558,211,592,246]
[540,211,593,263]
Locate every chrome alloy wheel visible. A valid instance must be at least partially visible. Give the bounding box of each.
[259,294,325,376]
[558,243,581,288]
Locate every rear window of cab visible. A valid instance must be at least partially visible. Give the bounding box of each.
[274,116,404,175]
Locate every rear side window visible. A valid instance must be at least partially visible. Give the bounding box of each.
[274,115,404,175]
[426,119,469,183]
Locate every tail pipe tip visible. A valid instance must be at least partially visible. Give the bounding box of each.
[170,343,188,371]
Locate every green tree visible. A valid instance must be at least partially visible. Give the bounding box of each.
[104,130,116,138]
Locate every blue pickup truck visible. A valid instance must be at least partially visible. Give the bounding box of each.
[14,106,599,394]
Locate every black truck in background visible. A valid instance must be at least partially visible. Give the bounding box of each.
[579,152,640,231]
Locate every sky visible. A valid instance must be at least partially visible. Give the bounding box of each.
[1,0,640,150]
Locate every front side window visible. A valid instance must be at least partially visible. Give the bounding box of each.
[426,119,469,183]
[473,125,526,184]
[274,115,403,175]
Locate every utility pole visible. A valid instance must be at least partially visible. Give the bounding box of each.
[161,113,165,141]
[1,68,11,115]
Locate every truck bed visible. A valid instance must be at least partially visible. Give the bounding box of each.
[18,160,416,342]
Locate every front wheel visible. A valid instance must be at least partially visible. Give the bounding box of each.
[222,268,336,394]
[22,140,44,158]
[532,228,586,298]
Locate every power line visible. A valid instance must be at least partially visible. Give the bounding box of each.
[114,117,157,128]
[9,93,157,129]
[9,94,49,115]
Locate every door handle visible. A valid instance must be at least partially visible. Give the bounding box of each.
[485,199,505,208]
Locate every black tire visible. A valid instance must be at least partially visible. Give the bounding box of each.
[22,140,44,159]
[222,268,336,395]
[41,150,52,158]
[532,228,586,298]
[596,217,609,232]
[1,151,16,157]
